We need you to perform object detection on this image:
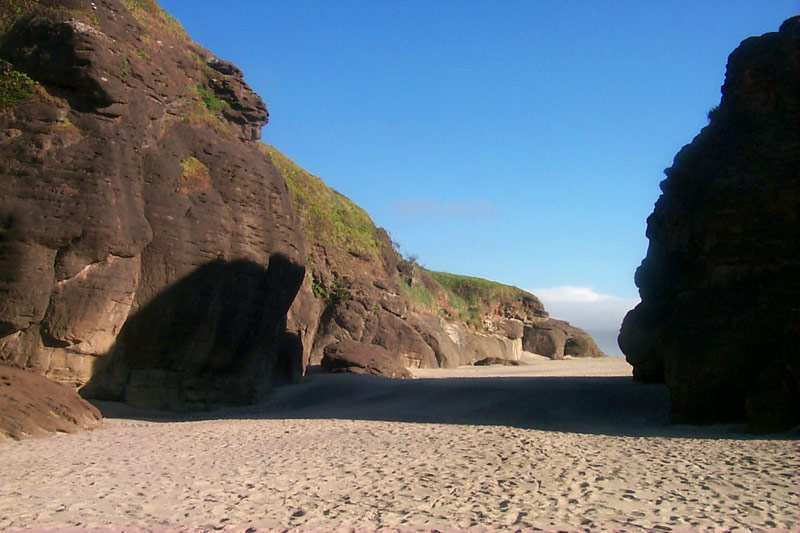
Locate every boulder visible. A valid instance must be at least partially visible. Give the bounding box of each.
[321,340,413,379]
[619,17,800,432]
[474,357,523,367]
[523,319,604,359]
[0,364,102,440]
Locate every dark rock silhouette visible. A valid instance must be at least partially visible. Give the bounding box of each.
[619,17,800,433]
[0,0,304,409]
[0,364,102,439]
[473,357,523,366]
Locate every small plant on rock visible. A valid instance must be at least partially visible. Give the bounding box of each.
[176,156,211,193]
[0,67,34,108]
[196,84,228,112]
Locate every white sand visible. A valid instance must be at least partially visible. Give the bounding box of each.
[410,353,635,379]
[1,357,798,532]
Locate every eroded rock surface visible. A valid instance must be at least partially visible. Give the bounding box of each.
[0,0,304,409]
[0,364,102,440]
[0,0,607,404]
[266,146,605,376]
[619,17,800,432]
[523,319,604,360]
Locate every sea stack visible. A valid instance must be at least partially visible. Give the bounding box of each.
[619,17,800,432]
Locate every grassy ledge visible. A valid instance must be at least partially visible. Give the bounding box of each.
[120,0,188,40]
[259,143,384,262]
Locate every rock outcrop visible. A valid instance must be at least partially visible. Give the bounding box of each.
[0,364,102,440]
[523,319,604,360]
[264,146,606,375]
[0,0,304,410]
[619,17,800,432]
[0,0,607,415]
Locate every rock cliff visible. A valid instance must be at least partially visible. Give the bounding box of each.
[0,0,305,410]
[619,17,800,432]
[0,0,604,422]
[262,146,605,375]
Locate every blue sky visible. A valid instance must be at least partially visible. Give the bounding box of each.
[159,1,796,354]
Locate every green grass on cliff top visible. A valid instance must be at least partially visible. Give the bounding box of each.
[428,270,541,307]
[0,0,186,41]
[428,270,543,326]
[120,0,187,39]
[259,143,383,261]
[261,143,543,327]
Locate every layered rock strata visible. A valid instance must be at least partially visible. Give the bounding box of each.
[619,17,800,432]
[0,0,304,410]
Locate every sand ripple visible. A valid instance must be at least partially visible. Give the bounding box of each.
[1,415,797,532]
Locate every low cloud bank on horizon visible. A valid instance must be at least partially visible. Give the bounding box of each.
[530,286,640,356]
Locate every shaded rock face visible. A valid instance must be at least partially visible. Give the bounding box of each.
[523,319,604,360]
[619,17,800,432]
[0,364,102,440]
[474,357,522,367]
[0,1,304,409]
[83,258,304,410]
[321,340,413,379]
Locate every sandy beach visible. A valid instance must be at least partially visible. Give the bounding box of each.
[1,357,798,532]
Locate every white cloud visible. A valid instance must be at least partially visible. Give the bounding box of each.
[530,286,640,355]
[533,285,616,303]
[392,200,495,218]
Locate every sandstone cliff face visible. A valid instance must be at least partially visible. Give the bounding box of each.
[263,146,605,374]
[619,17,800,432]
[0,0,605,418]
[0,0,304,409]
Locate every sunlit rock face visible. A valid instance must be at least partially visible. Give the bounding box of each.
[0,0,305,410]
[0,365,102,440]
[620,17,800,433]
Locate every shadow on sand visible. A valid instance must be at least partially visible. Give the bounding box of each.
[91,372,800,440]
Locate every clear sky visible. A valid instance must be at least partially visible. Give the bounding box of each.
[159,1,796,354]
